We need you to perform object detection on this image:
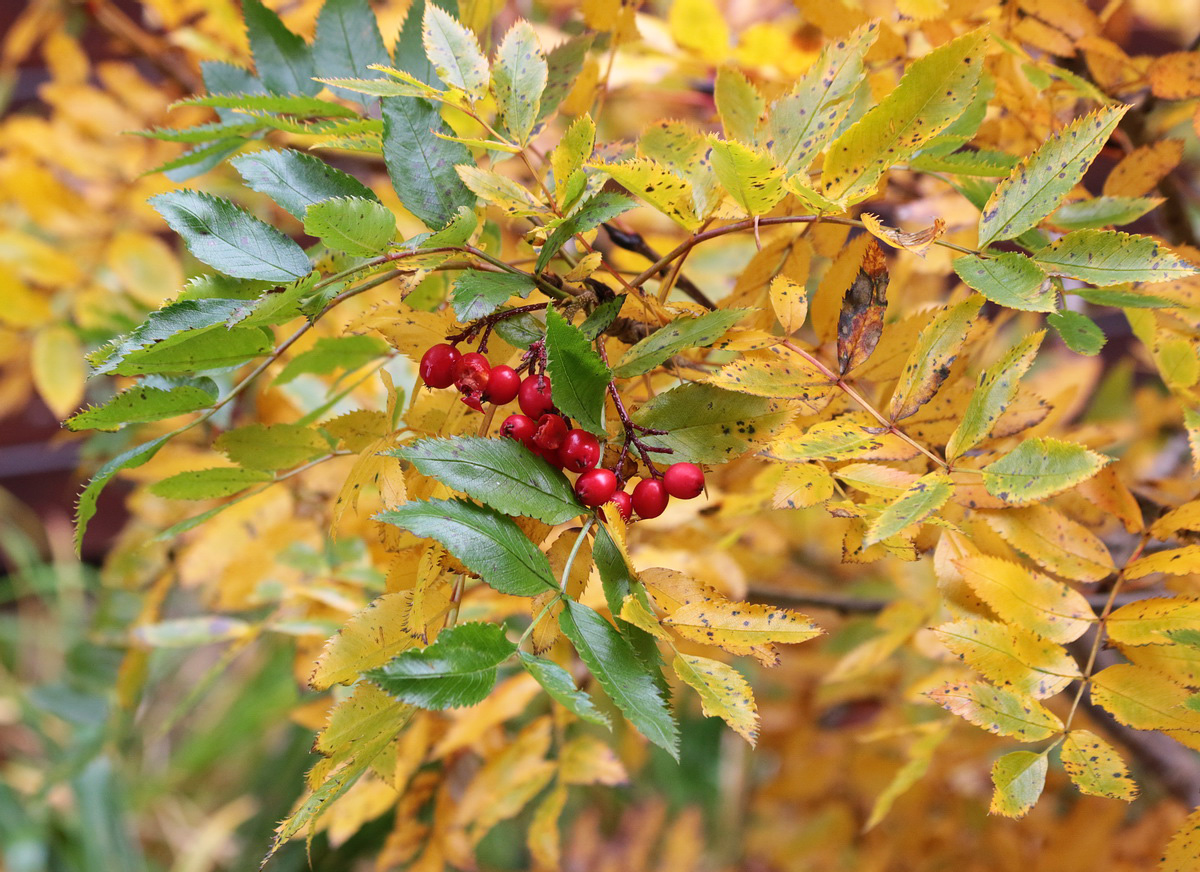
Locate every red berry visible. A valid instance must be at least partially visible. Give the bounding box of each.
[454,352,491,396]
[605,490,632,522]
[483,364,520,405]
[460,393,484,412]
[575,468,618,507]
[533,414,568,451]
[500,413,536,448]
[419,343,460,389]
[518,375,554,418]
[558,429,601,473]
[632,479,669,519]
[663,462,705,499]
[534,442,565,466]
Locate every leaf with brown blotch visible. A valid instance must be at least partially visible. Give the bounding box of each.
[837,239,889,375]
[860,213,946,258]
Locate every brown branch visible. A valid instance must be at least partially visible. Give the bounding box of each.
[602,223,717,309]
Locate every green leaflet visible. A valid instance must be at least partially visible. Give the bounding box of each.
[888,296,983,421]
[174,93,358,117]
[150,191,311,282]
[1071,285,1176,308]
[215,423,332,470]
[558,599,680,759]
[866,472,954,545]
[493,20,547,144]
[136,119,263,144]
[376,498,557,597]
[549,115,595,211]
[632,383,791,464]
[539,34,592,122]
[242,0,318,96]
[108,327,272,376]
[232,149,379,220]
[151,139,243,182]
[518,652,611,727]
[396,436,582,525]
[199,60,266,122]
[273,334,388,385]
[303,197,396,256]
[708,138,785,216]
[368,622,516,709]
[313,0,390,103]
[1048,310,1106,356]
[536,192,634,273]
[492,310,545,349]
[66,385,216,432]
[75,436,171,553]
[1033,230,1200,284]
[149,467,274,500]
[422,5,489,101]
[908,148,1016,178]
[545,308,611,435]
[312,76,430,98]
[90,298,248,373]
[450,271,536,320]
[1051,195,1163,231]
[613,309,749,378]
[714,68,764,144]
[978,106,1127,246]
[580,294,625,341]
[227,274,319,328]
[981,437,1109,504]
[822,28,986,204]
[990,751,1048,818]
[591,158,700,230]
[946,330,1043,460]
[952,253,1055,312]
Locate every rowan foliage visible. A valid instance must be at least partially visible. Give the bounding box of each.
[8,0,1200,869]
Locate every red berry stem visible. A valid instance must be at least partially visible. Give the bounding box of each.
[595,336,673,483]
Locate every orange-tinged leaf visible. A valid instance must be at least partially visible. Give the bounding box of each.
[935,618,1080,699]
[955,555,1094,643]
[32,325,85,418]
[455,719,557,846]
[860,213,946,258]
[560,734,628,786]
[927,681,1063,740]
[1089,663,1200,733]
[1149,52,1200,100]
[979,505,1115,582]
[673,652,759,745]
[990,750,1048,818]
[769,274,808,335]
[1059,730,1138,801]
[1105,597,1200,647]
[1103,139,1184,198]
[888,296,983,422]
[836,239,889,375]
[663,600,823,647]
[1125,545,1200,580]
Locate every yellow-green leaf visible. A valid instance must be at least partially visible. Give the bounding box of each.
[707,347,833,412]
[673,653,759,746]
[955,555,1094,643]
[946,330,1044,460]
[1105,597,1200,647]
[32,325,85,419]
[311,593,416,689]
[422,4,489,100]
[981,438,1110,505]
[989,750,1047,818]
[592,158,701,229]
[713,67,763,144]
[772,464,836,509]
[1124,545,1200,581]
[1089,663,1200,732]
[1059,730,1138,801]
[928,681,1063,740]
[1160,806,1200,872]
[979,504,1115,582]
[888,296,983,422]
[866,471,954,545]
[935,619,1080,699]
[708,138,785,216]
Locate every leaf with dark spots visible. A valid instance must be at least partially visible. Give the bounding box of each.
[837,239,889,375]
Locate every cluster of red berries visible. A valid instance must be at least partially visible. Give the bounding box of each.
[419,341,706,521]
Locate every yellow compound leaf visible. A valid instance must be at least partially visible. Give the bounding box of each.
[1151,499,1200,540]
[889,295,983,422]
[455,719,557,847]
[935,619,1079,699]
[311,592,416,689]
[927,681,1063,740]
[1125,545,1200,581]
[1105,597,1200,647]
[955,555,1094,643]
[668,0,731,63]
[664,599,823,648]
[673,652,759,746]
[1160,805,1200,872]
[769,275,808,335]
[1059,730,1138,801]
[1088,663,1200,733]
[1103,139,1184,198]
[772,463,835,509]
[526,783,567,870]
[706,347,834,412]
[990,750,1047,818]
[1149,52,1200,100]
[560,734,628,786]
[31,325,85,418]
[860,213,946,258]
[979,505,1115,582]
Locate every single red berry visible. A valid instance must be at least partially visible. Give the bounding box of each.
[605,489,632,522]
[533,414,568,451]
[483,364,520,405]
[533,441,564,466]
[419,343,460,389]
[518,374,554,418]
[454,352,491,396]
[558,429,601,473]
[575,468,618,507]
[500,413,537,448]
[632,479,669,519]
[663,462,705,499]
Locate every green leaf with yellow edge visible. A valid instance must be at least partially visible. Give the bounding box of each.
[1051,195,1162,231]
[1048,309,1106,356]
[312,0,390,103]
[1160,805,1200,872]
[822,28,987,204]
[518,652,611,727]
[773,415,920,463]
[310,592,418,689]
[979,504,1115,582]
[1089,663,1200,732]
[1033,229,1200,284]
[934,619,1080,699]
[708,138,785,216]
[366,622,516,710]
[990,750,1048,818]
[662,600,823,648]
[1059,730,1138,801]
[954,554,1093,643]
[978,106,1127,246]
[215,423,331,470]
[714,67,764,144]
[772,464,836,509]
[149,467,273,500]
[74,436,170,554]
[639,120,721,218]
[422,4,488,100]
[632,383,791,464]
[614,309,749,378]
[865,723,951,830]
[550,114,595,210]
[705,347,834,413]
[545,308,610,435]
[456,165,542,216]
[927,681,1063,740]
[1105,597,1200,647]
[866,471,954,545]
[672,653,759,746]
[945,330,1044,460]
[888,295,983,421]
[66,385,215,432]
[590,158,701,230]
[981,437,1109,505]
[952,253,1055,312]
[492,20,547,144]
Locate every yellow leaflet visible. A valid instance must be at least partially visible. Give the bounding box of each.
[323,776,400,847]
[860,213,946,258]
[668,0,731,64]
[356,305,457,363]
[663,599,823,647]
[708,138,786,217]
[310,592,416,689]
[773,414,921,463]
[934,619,1079,699]
[1103,139,1183,198]
[955,555,1093,643]
[934,529,997,619]
[989,750,1047,819]
[31,325,85,419]
[673,653,760,746]
[431,675,542,759]
[619,594,671,640]
[1105,597,1200,647]
[927,681,1063,740]
[865,723,951,830]
[769,275,808,335]
[827,601,926,683]
[527,783,567,870]
[591,158,701,230]
[1124,544,1200,580]
[888,296,983,422]
[1160,806,1200,872]
[1149,52,1200,100]
[865,471,955,546]
[1089,663,1200,733]
[834,463,920,498]
[333,436,406,531]
[454,719,557,846]
[810,233,871,342]
[1059,730,1138,801]
[560,734,628,786]
[979,505,1115,583]
[323,410,391,452]
[455,165,542,216]
[945,329,1043,461]
[772,464,835,509]
[706,347,834,412]
[532,529,593,653]
[108,230,183,306]
[1121,640,1200,688]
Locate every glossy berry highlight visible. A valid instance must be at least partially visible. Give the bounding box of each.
[632,479,669,519]
[419,343,461,389]
[482,364,520,405]
[663,462,705,499]
[575,468,618,507]
[518,375,554,419]
[558,429,601,473]
[500,414,536,448]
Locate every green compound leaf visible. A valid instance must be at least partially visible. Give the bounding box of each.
[889,295,983,422]
[981,437,1109,504]
[558,599,680,759]
[632,383,791,464]
[536,191,634,273]
[303,197,396,256]
[822,28,986,204]
[396,436,582,525]
[978,106,1127,246]
[952,253,1055,312]
[545,308,611,435]
[492,20,547,145]
[866,471,954,545]
[946,330,1044,460]
[150,191,311,282]
[450,271,537,321]
[90,298,249,374]
[75,435,171,553]
[1051,195,1163,231]
[518,651,611,727]
[708,138,785,217]
[232,149,379,220]
[149,467,275,500]
[216,423,332,470]
[539,33,592,122]
[108,326,272,376]
[367,622,516,709]
[927,681,1063,740]
[613,309,749,378]
[313,0,390,102]
[273,334,389,385]
[1048,309,1106,356]
[242,0,318,96]
[1060,730,1138,801]
[376,498,557,597]
[1033,229,1200,284]
[422,4,489,101]
[66,385,216,431]
[990,751,1048,818]
[174,92,358,116]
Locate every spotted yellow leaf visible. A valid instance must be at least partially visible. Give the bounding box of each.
[1059,730,1138,801]
[955,555,1094,643]
[673,653,759,746]
[927,681,1063,740]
